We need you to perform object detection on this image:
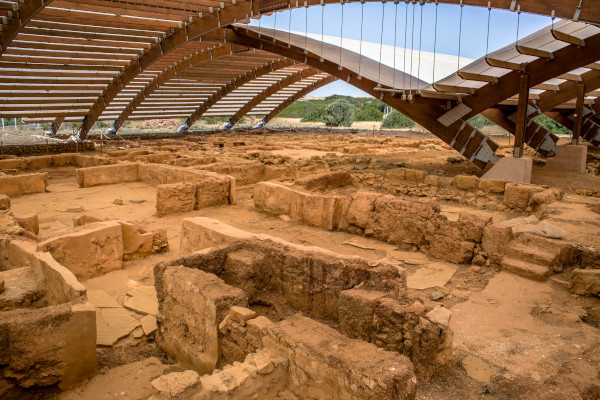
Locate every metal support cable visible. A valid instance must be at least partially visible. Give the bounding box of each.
[417,1,423,88]
[378,1,386,85]
[393,1,398,88]
[485,3,491,56]
[457,3,463,70]
[433,1,438,83]
[403,1,408,94]
[339,1,344,67]
[321,4,325,61]
[409,1,415,93]
[359,0,364,77]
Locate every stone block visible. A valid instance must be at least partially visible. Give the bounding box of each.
[504,183,544,209]
[453,175,480,190]
[481,223,513,256]
[404,168,425,183]
[155,266,247,373]
[295,170,353,191]
[263,315,417,400]
[570,269,600,296]
[0,302,96,391]
[76,163,138,187]
[479,179,506,193]
[156,182,196,216]
[15,214,39,235]
[0,173,47,196]
[0,195,10,210]
[37,221,123,280]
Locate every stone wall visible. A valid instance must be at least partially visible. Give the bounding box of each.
[76,163,236,212]
[0,302,96,392]
[195,159,297,185]
[168,219,452,379]
[0,154,112,171]
[0,173,47,197]
[0,238,95,393]
[254,183,491,264]
[0,141,95,156]
[263,314,417,400]
[37,221,124,280]
[154,265,247,373]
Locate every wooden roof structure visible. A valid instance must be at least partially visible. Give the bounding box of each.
[0,0,599,166]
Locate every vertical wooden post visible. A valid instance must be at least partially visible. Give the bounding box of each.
[513,71,529,158]
[572,83,585,145]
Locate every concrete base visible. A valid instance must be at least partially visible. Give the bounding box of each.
[481,157,532,184]
[545,145,587,173]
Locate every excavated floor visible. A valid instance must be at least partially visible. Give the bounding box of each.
[2,131,599,399]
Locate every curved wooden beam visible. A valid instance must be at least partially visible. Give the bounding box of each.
[76,0,600,139]
[107,44,233,135]
[178,58,296,132]
[226,26,500,169]
[223,67,321,129]
[256,75,336,127]
[0,0,53,53]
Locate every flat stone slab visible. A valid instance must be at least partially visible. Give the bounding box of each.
[126,285,157,299]
[407,262,458,290]
[461,355,500,383]
[141,315,157,335]
[124,294,158,316]
[86,290,121,308]
[96,307,141,346]
[388,250,432,265]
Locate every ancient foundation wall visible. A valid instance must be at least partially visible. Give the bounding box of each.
[254,182,491,264]
[0,173,47,197]
[37,221,124,280]
[195,160,298,185]
[154,265,247,373]
[0,239,95,392]
[169,219,452,378]
[0,302,96,391]
[76,163,235,214]
[0,154,113,171]
[0,141,95,156]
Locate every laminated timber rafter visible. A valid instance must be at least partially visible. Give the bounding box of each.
[222,67,322,129]
[257,75,337,126]
[223,26,500,169]
[178,58,298,132]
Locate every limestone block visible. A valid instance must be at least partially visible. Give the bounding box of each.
[295,170,353,191]
[37,221,123,280]
[263,315,417,400]
[179,217,255,255]
[424,175,440,186]
[0,173,47,196]
[479,179,506,193]
[156,266,247,373]
[151,370,200,399]
[569,269,600,296]
[453,175,480,190]
[530,188,564,206]
[156,182,196,217]
[346,191,380,229]
[404,168,425,183]
[76,163,139,187]
[0,194,10,210]
[15,214,39,235]
[503,183,544,209]
[481,223,513,256]
[385,168,405,181]
[194,174,233,209]
[0,302,96,391]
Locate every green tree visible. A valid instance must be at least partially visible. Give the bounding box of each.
[533,115,570,135]
[467,114,495,129]
[381,110,415,129]
[354,105,383,122]
[300,106,325,122]
[323,99,356,127]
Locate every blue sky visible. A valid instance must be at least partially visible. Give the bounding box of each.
[250,3,553,96]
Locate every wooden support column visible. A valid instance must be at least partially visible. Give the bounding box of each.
[47,116,64,135]
[572,83,586,145]
[514,72,530,158]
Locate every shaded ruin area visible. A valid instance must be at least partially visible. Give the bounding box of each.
[0,131,599,399]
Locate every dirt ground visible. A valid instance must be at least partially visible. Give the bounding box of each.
[4,129,600,399]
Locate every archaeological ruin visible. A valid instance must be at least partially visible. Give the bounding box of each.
[0,0,599,399]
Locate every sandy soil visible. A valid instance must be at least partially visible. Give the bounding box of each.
[5,130,600,400]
